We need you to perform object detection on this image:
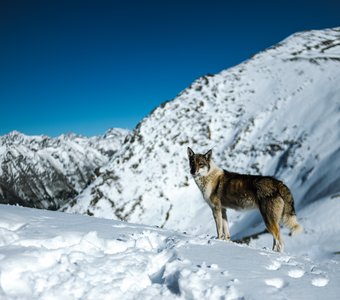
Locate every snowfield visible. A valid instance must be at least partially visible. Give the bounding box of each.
[0,200,339,299]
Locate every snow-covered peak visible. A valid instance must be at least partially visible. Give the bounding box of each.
[252,27,340,60]
[1,130,48,146]
[103,127,130,139]
[0,129,129,209]
[64,27,340,241]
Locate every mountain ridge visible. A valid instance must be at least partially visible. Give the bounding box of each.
[64,27,340,239]
[0,128,129,209]
[1,27,339,241]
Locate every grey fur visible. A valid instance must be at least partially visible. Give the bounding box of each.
[187,147,303,252]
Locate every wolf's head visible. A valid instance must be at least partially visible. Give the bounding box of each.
[187,147,212,177]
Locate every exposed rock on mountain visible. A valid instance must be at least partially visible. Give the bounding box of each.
[65,28,340,238]
[0,129,129,209]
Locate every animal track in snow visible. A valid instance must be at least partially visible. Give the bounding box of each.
[265,260,281,271]
[287,269,305,278]
[276,255,291,263]
[311,277,329,287]
[265,278,285,289]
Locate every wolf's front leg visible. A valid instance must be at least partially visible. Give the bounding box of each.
[212,206,224,239]
[221,208,230,240]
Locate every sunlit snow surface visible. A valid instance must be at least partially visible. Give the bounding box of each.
[0,200,339,299]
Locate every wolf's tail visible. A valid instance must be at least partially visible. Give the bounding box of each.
[278,182,303,236]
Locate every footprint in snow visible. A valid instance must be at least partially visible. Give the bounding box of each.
[265,260,281,271]
[311,277,329,287]
[276,255,291,263]
[264,278,285,289]
[287,269,305,278]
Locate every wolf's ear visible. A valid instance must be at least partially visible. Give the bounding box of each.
[187,147,195,158]
[204,149,212,161]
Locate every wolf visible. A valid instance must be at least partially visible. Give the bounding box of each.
[187,147,303,252]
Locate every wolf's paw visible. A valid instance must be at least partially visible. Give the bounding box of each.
[217,234,230,241]
[225,235,231,241]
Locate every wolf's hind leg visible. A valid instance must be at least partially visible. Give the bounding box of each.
[221,208,230,240]
[268,222,284,252]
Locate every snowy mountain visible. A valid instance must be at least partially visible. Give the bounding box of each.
[0,129,129,209]
[0,203,339,299]
[1,27,340,299]
[64,27,340,241]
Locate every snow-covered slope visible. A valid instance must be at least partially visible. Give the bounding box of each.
[0,129,128,209]
[65,27,340,240]
[0,203,339,299]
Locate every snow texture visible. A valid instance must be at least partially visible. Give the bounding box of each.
[0,203,339,299]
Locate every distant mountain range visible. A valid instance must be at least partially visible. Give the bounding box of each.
[0,129,128,209]
[1,28,339,240]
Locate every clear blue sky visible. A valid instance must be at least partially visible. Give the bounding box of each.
[1,0,339,137]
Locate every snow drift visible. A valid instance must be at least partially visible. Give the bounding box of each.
[0,202,339,299]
